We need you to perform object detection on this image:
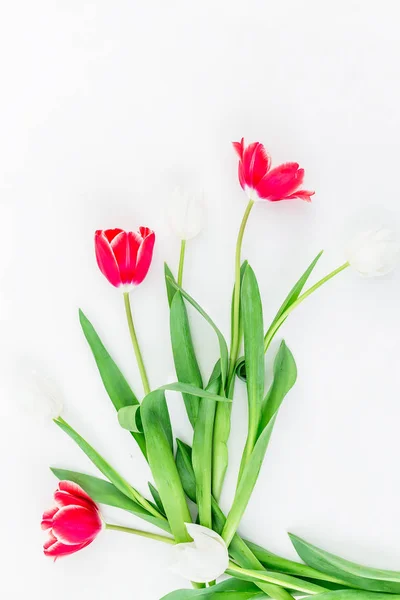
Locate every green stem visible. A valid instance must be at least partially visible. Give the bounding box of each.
[106,523,205,589]
[177,239,186,287]
[228,199,255,385]
[264,262,350,353]
[123,292,151,395]
[227,562,327,595]
[105,523,175,544]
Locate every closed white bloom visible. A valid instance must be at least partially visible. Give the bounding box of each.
[170,523,229,583]
[346,228,400,277]
[167,187,205,240]
[21,367,64,420]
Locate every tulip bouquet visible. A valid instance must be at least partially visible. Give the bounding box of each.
[40,139,400,599]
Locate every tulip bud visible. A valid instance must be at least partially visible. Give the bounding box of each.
[170,523,229,583]
[21,367,64,421]
[167,187,205,240]
[346,228,400,277]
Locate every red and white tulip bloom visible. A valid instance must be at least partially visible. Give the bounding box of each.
[41,481,103,559]
[95,227,155,291]
[233,138,314,203]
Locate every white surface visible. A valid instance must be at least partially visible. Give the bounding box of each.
[2,1,400,599]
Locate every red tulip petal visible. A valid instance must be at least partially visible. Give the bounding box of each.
[44,532,58,550]
[232,138,244,160]
[52,506,102,545]
[238,162,245,190]
[132,230,155,285]
[41,506,58,530]
[44,539,91,559]
[243,142,271,188]
[256,162,304,201]
[58,481,97,506]
[286,189,315,202]
[54,491,96,511]
[103,228,124,243]
[95,231,122,287]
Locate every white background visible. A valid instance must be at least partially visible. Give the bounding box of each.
[2,1,400,599]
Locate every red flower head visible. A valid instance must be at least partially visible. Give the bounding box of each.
[233,138,314,203]
[41,481,103,559]
[95,227,155,290]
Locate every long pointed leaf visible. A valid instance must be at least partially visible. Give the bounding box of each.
[290,534,400,594]
[307,593,400,600]
[141,390,192,542]
[238,265,265,477]
[222,343,297,547]
[79,309,147,457]
[192,362,220,528]
[53,417,162,520]
[268,251,323,332]
[167,278,228,388]
[161,381,229,402]
[170,290,203,426]
[259,341,297,433]
[161,578,267,599]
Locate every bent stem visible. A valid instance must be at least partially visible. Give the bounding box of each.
[212,200,254,502]
[123,292,151,395]
[264,262,350,353]
[228,199,254,384]
[105,523,175,544]
[177,239,186,287]
[106,523,205,590]
[227,562,326,596]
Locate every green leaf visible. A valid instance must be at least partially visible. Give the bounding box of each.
[51,468,171,533]
[176,439,197,502]
[170,290,203,427]
[167,277,229,388]
[258,341,297,434]
[267,250,323,334]
[117,405,142,432]
[53,417,163,520]
[79,309,147,457]
[165,262,178,307]
[245,541,350,586]
[161,382,229,403]
[222,343,297,547]
[192,362,221,528]
[289,533,400,594]
[308,593,400,600]
[238,265,265,477]
[236,252,323,384]
[148,481,166,516]
[141,390,192,542]
[230,260,249,350]
[161,578,267,599]
[226,565,328,595]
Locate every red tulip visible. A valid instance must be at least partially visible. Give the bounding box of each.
[233,138,314,203]
[41,481,103,559]
[95,227,155,290]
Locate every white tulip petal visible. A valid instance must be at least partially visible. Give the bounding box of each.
[346,228,400,277]
[169,523,229,583]
[20,367,64,420]
[167,187,205,240]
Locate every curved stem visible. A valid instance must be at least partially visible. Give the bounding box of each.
[105,523,175,544]
[228,199,255,385]
[123,292,151,395]
[177,239,186,287]
[264,262,350,353]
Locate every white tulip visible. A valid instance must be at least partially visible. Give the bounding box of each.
[346,228,400,277]
[20,367,64,420]
[170,523,229,583]
[167,187,205,240]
